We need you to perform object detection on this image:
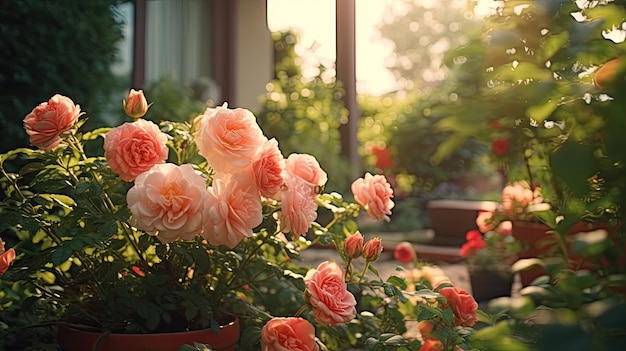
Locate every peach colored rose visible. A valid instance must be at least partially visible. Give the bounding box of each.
[261,317,319,351]
[252,138,285,198]
[194,104,265,174]
[104,119,169,182]
[284,153,328,189]
[202,173,263,248]
[394,241,415,263]
[0,239,16,276]
[126,163,207,243]
[496,220,512,235]
[23,94,83,150]
[280,176,318,240]
[438,286,479,327]
[304,261,356,326]
[475,210,495,233]
[123,89,149,118]
[344,232,364,258]
[363,237,383,262]
[351,173,394,221]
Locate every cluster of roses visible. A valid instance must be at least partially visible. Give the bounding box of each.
[262,232,385,350]
[16,90,394,252]
[392,243,479,351]
[4,90,399,350]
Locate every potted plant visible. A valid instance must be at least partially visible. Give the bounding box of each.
[460,217,517,303]
[0,91,482,351]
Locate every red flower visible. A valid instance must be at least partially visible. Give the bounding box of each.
[459,230,485,258]
[393,242,415,263]
[371,146,394,169]
[491,138,510,156]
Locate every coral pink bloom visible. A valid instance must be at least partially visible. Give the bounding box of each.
[394,241,415,263]
[261,317,319,351]
[202,173,263,248]
[496,220,513,235]
[280,176,318,240]
[252,138,285,198]
[194,104,265,174]
[351,173,394,221]
[438,286,479,327]
[344,232,364,258]
[127,163,208,243]
[419,339,444,351]
[304,261,356,326]
[23,94,83,151]
[124,89,149,118]
[0,239,16,276]
[104,119,169,182]
[284,153,328,189]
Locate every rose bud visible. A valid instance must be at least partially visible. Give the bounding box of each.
[593,57,626,91]
[363,237,383,262]
[123,89,149,118]
[344,232,364,258]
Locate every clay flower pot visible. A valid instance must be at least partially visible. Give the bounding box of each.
[57,317,240,351]
[469,269,514,303]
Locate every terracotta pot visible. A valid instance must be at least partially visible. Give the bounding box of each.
[469,270,513,303]
[426,200,498,246]
[57,317,240,351]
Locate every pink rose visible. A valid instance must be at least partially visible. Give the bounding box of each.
[351,173,394,221]
[304,261,356,326]
[284,153,328,189]
[280,176,318,240]
[363,237,383,262]
[496,220,512,235]
[438,286,479,327]
[344,232,364,258]
[23,94,83,150]
[123,89,149,118]
[0,239,16,276]
[394,241,415,263]
[126,163,208,243]
[252,138,285,198]
[202,173,263,248]
[194,104,265,174]
[261,317,319,351]
[104,119,169,182]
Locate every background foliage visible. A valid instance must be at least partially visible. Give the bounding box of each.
[0,0,127,153]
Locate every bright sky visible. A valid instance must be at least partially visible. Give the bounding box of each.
[267,0,398,96]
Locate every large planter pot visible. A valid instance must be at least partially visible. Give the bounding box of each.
[57,317,240,351]
[426,200,498,247]
[469,270,514,303]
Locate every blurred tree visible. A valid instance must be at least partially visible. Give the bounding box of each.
[257,30,352,193]
[377,0,480,91]
[0,0,127,153]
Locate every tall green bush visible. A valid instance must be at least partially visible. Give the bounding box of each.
[0,0,126,153]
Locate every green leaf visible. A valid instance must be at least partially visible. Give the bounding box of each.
[137,302,161,331]
[50,245,73,266]
[526,99,558,123]
[512,258,545,273]
[583,5,626,28]
[539,31,569,62]
[550,140,598,197]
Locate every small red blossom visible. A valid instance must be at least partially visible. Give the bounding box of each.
[393,242,415,263]
[491,138,510,156]
[460,230,485,258]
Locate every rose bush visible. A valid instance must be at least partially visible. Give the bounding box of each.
[0,90,483,350]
